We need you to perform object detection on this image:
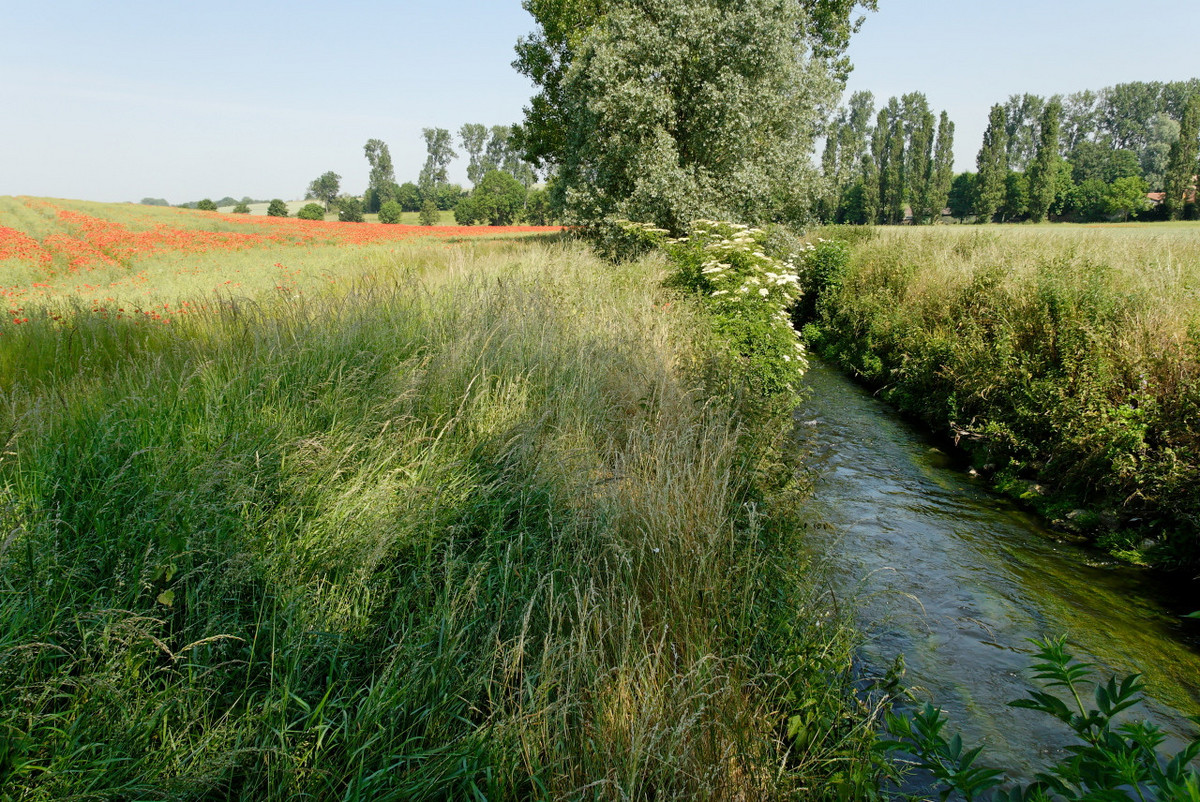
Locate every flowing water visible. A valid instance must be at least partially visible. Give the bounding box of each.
[796,359,1200,780]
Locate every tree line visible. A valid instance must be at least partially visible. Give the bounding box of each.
[821,79,1200,225]
[303,124,552,226]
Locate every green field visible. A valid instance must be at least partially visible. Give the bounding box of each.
[0,202,878,799]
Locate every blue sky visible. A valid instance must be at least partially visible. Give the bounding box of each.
[2,1,1198,203]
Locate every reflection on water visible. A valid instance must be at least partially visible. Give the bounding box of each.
[796,359,1200,778]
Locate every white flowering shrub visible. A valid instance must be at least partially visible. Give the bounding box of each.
[628,220,810,404]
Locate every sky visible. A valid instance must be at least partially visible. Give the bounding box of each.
[2,1,1199,204]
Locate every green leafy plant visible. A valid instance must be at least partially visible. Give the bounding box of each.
[377,200,402,224]
[883,636,1200,800]
[296,202,325,221]
[266,198,289,217]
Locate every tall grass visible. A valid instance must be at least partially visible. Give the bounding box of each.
[1,238,879,799]
[801,223,1200,567]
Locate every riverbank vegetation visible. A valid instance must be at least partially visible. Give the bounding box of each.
[0,201,889,798]
[798,223,1200,569]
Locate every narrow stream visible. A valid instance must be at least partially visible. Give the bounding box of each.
[796,359,1200,779]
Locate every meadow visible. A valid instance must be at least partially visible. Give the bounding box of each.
[800,222,1200,568]
[0,199,880,799]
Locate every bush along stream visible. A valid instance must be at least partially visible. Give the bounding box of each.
[795,226,1200,573]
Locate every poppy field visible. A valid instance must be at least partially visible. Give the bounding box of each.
[0,196,561,325]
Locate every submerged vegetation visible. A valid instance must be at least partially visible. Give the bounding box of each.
[799,223,1200,569]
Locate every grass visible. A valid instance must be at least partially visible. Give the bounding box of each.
[0,202,882,799]
[801,221,1200,567]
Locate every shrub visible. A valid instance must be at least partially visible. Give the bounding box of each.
[195,199,218,212]
[231,202,251,214]
[377,200,402,224]
[418,196,439,226]
[337,197,364,223]
[453,195,479,225]
[524,187,554,225]
[266,199,289,217]
[296,203,325,221]
[473,170,527,226]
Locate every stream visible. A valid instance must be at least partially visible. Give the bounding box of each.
[795,358,1200,781]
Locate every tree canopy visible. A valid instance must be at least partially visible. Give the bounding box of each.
[306,172,342,212]
[514,0,871,232]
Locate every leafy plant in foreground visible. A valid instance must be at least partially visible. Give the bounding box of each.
[883,636,1200,800]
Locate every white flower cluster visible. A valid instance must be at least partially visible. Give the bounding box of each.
[668,220,808,374]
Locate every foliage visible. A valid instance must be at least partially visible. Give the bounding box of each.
[883,636,1200,800]
[306,171,341,212]
[418,127,457,190]
[231,201,251,214]
[1165,93,1200,220]
[459,122,489,186]
[469,170,528,226]
[453,194,479,225]
[435,182,466,211]
[195,198,218,212]
[976,104,1009,222]
[947,172,977,220]
[1028,100,1062,222]
[524,186,554,225]
[642,219,808,409]
[296,202,325,221]
[418,195,439,226]
[139,197,169,206]
[799,226,1200,567]
[396,181,420,211]
[1103,175,1150,221]
[336,196,363,223]
[363,138,397,212]
[516,0,846,233]
[266,199,288,218]
[377,200,402,224]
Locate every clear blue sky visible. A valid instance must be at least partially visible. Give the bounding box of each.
[3,1,1199,203]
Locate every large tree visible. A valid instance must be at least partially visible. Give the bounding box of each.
[1164,93,1200,220]
[418,128,457,191]
[306,171,341,212]
[1027,99,1062,223]
[930,111,955,220]
[975,104,1009,223]
[906,106,936,224]
[363,138,397,212]
[514,0,874,232]
[459,124,490,187]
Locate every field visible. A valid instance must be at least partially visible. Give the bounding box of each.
[0,199,878,799]
[802,221,1200,566]
[215,200,459,226]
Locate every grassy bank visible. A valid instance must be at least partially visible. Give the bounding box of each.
[799,223,1200,568]
[0,227,879,799]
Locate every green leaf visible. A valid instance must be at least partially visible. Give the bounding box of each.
[156,589,175,607]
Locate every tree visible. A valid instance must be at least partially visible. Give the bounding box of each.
[418,195,439,226]
[1000,171,1029,221]
[459,123,490,186]
[140,197,169,206]
[232,201,251,214]
[1140,113,1180,191]
[930,111,955,221]
[454,194,480,225]
[1165,93,1200,220]
[307,171,341,212]
[1028,99,1062,222]
[418,128,457,190]
[513,0,860,233]
[363,139,397,212]
[524,187,554,225]
[396,182,421,213]
[378,200,402,224]
[337,196,364,223]
[196,199,218,212]
[1003,93,1045,172]
[881,99,905,224]
[946,172,976,221]
[472,170,528,226]
[975,104,1009,222]
[858,153,879,224]
[267,199,288,217]
[297,203,325,221]
[1104,175,1149,221]
[907,107,936,224]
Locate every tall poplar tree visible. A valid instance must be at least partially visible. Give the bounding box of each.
[419,128,458,191]
[975,104,1009,223]
[459,124,489,187]
[1027,99,1062,223]
[882,99,906,224]
[907,109,936,223]
[871,106,890,225]
[931,111,955,220]
[858,152,879,224]
[363,139,397,212]
[1164,93,1200,220]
